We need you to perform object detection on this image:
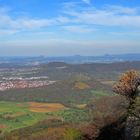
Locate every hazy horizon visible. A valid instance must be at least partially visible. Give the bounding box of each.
[1,53,140,58]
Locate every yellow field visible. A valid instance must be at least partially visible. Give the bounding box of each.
[28,102,66,113]
[74,82,90,90]
[76,104,87,109]
[101,80,116,86]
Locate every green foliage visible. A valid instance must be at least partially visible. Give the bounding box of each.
[63,128,83,140]
[90,90,114,97]
[54,108,91,123]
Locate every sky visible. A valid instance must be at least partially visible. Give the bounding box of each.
[0,0,140,56]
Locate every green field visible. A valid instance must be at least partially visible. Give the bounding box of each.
[0,102,47,132]
[0,101,90,134]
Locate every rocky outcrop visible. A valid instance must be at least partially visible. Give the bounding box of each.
[95,116,126,140]
[95,97,140,140]
[125,97,140,140]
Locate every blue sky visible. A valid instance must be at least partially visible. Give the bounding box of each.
[0,0,140,56]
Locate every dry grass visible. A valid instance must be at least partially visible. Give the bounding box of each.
[28,102,66,113]
[13,112,27,117]
[75,82,90,90]
[101,81,116,86]
[0,124,7,129]
[76,104,87,109]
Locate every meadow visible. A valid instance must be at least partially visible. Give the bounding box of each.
[0,101,90,134]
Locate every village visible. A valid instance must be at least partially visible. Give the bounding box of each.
[0,78,55,91]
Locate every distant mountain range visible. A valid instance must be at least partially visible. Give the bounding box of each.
[0,53,140,64]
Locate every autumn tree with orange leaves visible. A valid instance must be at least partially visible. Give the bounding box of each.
[113,70,140,102]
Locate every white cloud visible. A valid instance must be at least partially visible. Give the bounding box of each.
[56,16,70,23]
[0,29,18,35]
[0,3,140,37]
[15,18,54,29]
[0,16,54,30]
[106,5,138,14]
[0,7,56,30]
[64,5,140,27]
[82,0,91,4]
[62,25,94,33]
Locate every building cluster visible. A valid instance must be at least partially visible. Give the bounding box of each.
[0,80,55,91]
